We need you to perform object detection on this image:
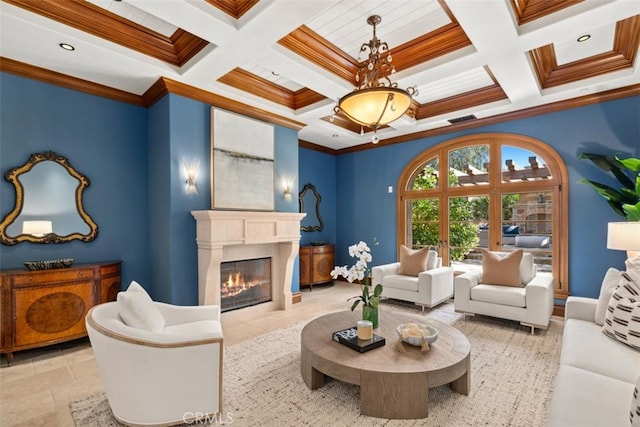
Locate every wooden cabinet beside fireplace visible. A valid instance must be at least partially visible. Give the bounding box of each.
[0,260,121,366]
[299,244,335,290]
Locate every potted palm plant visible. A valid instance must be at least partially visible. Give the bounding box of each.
[331,240,383,328]
[579,152,640,221]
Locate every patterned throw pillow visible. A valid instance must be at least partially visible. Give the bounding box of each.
[602,274,640,350]
[632,374,640,426]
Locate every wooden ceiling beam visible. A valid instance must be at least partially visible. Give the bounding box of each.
[510,0,584,25]
[217,68,326,110]
[205,0,259,19]
[5,0,209,67]
[529,15,639,89]
[416,85,507,120]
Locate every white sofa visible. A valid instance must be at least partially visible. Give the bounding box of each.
[454,252,554,333]
[372,251,454,311]
[548,268,640,426]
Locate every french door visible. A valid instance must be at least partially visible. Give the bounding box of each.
[398,133,568,299]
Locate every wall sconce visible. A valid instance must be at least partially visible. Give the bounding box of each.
[23,220,52,236]
[279,176,295,201]
[184,159,200,195]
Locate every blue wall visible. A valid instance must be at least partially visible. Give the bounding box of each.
[322,96,640,299]
[298,148,337,247]
[275,126,302,292]
[0,73,150,287]
[1,74,301,303]
[3,70,638,301]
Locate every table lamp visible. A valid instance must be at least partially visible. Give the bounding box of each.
[607,222,640,260]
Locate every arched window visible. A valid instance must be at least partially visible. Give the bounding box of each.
[397,133,569,299]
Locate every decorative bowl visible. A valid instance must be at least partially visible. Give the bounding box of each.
[396,323,438,347]
[24,258,74,271]
[309,241,325,246]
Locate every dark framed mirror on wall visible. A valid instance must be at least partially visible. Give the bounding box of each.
[0,151,98,245]
[299,183,324,232]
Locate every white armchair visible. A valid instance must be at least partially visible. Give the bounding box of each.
[86,297,223,426]
[454,251,554,333]
[372,250,454,311]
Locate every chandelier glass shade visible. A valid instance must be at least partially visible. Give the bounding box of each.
[334,15,416,140]
[339,87,413,127]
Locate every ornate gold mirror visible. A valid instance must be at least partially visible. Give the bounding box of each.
[0,151,98,245]
[299,183,324,232]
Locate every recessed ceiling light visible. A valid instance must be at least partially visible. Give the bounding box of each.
[576,34,591,43]
[59,43,75,51]
[271,71,280,76]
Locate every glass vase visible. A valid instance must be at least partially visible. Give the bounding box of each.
[362,305,379,329]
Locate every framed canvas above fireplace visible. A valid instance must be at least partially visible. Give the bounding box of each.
[210,108,275,211]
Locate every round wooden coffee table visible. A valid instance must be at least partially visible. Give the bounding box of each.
[300,310,470,419]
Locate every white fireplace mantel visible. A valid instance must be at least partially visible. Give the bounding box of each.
[191,210,305,309]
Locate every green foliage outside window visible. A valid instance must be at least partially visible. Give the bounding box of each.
[409,163,521,261]
[410,166,479,260]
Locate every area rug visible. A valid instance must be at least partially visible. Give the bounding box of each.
[70,307,562,426]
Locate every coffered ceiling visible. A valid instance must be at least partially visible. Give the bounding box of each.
[1,0,639,151]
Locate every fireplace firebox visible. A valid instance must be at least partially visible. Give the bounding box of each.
[220,257,272,312]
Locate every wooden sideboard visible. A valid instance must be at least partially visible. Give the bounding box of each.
[299,244,335,290]
[0,260,121,366]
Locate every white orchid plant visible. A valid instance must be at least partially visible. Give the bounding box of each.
[331,240,383,311]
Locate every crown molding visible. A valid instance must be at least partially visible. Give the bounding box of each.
[0,57,145,106]
[298,139,337,155]
[143,77,306,131]
[2,58,637,153]
[0,57,305,130]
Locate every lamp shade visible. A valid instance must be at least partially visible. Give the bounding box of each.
[22,220,52,236]
[607,222,640,251]
[339,87,412,128]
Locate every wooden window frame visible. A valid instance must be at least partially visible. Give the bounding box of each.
[397,133,569,299]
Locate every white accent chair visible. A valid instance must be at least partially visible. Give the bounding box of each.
[372,251,454,311]
[454,252,554,333]
[86,301,223,426]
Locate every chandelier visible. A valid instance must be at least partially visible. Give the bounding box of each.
[333,15,417,144]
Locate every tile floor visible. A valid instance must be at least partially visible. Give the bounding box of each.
[0,281,376,426]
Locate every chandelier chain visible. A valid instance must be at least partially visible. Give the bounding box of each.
[355,16,395,90]
[333,15,418,142]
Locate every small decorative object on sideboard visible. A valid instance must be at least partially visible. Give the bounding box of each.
[332,326,385,353]
[24,258,75,270]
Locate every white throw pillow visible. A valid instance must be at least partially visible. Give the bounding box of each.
[520,253,535,285]
[595,268,622,326]
[117,281,165,332]
[426,250,438,270]
[632,375,640,426]
[602,274,640,350]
